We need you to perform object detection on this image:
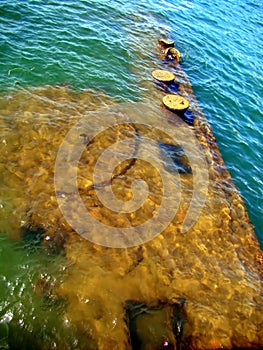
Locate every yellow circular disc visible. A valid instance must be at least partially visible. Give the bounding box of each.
[163,94,190,113]
[151,69,175,83]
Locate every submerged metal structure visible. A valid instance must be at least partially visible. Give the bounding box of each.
[0,39,262,349]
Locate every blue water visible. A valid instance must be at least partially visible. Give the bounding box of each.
[0,0,262,347]
[170,0,263,246]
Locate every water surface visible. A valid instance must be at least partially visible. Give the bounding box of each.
[0,0,262,348]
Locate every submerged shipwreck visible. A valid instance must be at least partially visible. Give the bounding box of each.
[0,39,262,349]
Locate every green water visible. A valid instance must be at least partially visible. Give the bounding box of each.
[0,1,141,99]
[0,234,69,349]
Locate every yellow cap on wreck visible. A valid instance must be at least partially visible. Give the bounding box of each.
[151,69,175,83]
[162,94,190,113]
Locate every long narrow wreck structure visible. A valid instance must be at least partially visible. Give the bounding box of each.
[0,39,262,349]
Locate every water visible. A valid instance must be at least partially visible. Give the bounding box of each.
[1,0,262,243]
[0,0,262,348]
[169,0,263,246]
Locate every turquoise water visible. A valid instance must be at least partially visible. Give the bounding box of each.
[170,0,263,246]
[0,0,262,347]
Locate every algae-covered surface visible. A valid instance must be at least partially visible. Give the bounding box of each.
[0,72,262,349]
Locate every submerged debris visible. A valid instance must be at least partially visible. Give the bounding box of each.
[125,299,186,350]
[164,47,181,62]
[158,141,192,174]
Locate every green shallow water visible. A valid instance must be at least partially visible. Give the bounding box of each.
[0,0,262,349]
